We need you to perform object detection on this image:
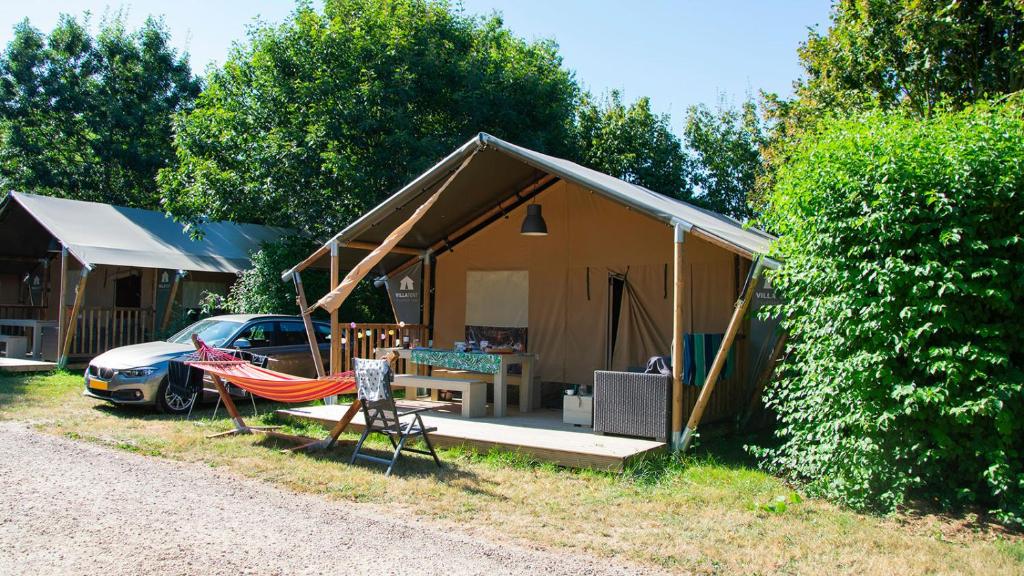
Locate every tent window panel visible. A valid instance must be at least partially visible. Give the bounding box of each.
[466,270,528,351]
[465,270,528,328]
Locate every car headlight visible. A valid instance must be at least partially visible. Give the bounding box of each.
[118,367,157,378]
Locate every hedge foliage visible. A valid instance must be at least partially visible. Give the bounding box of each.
[758,98,1024,522]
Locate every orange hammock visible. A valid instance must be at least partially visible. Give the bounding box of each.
[186,342,355,403]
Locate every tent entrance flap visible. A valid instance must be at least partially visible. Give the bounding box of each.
[309,150,477,315]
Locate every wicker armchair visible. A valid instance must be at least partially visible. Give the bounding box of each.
[593,370,671,441]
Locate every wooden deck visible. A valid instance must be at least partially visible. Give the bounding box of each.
[0,358,58,373]
[276,402,666,472]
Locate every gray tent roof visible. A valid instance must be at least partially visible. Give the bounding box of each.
[1,192,290,273]
[287,132,775,278]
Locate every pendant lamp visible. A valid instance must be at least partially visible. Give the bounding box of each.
[520,203,548,236]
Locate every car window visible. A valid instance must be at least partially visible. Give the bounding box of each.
[314,323,331,343]
[167,318,243,347]
[233,321,276,349]
[277,321,311,346]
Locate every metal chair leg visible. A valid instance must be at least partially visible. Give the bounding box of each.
[420,429,441,468]
[386,434,409,477]
[350,428,372,465]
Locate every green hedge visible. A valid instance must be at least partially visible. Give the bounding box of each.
[758,98,1024,523]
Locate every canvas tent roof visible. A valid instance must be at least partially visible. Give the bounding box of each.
[286,132,776,279]
[0,191,290,274]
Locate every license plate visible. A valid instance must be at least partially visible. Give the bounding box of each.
[89,378,108,391]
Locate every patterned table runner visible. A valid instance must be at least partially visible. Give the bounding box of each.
[410,349,502,374]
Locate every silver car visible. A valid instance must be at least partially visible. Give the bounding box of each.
[84,314,331,414]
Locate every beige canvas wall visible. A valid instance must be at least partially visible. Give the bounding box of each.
[433,180,745,388]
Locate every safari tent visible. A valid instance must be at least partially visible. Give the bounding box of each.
[284,133,779,450]
[0,191,289,366]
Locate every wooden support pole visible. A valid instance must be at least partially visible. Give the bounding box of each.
[671,224,686,449]
[422,251,432,340]
[292,272,327,380]
[58,265,91,369]
[160,271,184,332]
[680,255,765,452]
[343,241,423,256]
[329,240,341,376]
[56,246,68,362]
[739,331,788,430]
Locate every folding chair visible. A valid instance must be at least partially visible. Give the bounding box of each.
[350,357,441,476]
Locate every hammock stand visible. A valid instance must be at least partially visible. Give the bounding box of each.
[186,335,367,452]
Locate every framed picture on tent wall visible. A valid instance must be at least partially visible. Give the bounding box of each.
[465,270,528,352]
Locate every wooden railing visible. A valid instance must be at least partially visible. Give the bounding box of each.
[337,322,428,373]
[66,307,155,358]
[0,304,46,320]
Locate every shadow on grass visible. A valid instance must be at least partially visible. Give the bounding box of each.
[623,425,778,485]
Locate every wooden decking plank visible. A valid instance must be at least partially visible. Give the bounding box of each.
[276,404,665,472]
[0,358,58,373]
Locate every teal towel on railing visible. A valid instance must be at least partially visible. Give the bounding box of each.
[683,333,734,387]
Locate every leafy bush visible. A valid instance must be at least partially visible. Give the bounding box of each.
[224,235,391,322]
[757,97,1024,523]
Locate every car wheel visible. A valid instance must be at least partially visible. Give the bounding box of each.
[155,377,195,415]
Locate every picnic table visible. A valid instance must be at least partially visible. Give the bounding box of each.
[375,347,536,417]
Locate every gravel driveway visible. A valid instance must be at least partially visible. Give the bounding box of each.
[0,422,665,576]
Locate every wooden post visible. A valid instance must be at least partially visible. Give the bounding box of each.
[329,240,341,376]
[422,251,432,341]
[56,246,68,362]
[680,255,765,452]
[671,224,686,449]
[58,265,91,369]
[160,270,184,332]
[739,331,788,430]
[150,269,158,336]
[292,272,327,380]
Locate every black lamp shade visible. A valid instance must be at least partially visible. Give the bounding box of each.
[520,204,548,236]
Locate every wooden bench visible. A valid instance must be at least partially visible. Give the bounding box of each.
[429,368,539,410]
[394,374,486,418]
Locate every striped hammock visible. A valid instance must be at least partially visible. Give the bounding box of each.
[186,341,355,403]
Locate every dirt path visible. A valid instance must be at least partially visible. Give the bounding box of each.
[0,422,665,576]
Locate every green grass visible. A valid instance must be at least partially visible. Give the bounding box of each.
[1,370,1021,575]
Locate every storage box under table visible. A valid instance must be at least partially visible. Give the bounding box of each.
[563,394,593,426]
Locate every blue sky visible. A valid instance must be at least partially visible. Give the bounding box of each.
[0,1,832,133]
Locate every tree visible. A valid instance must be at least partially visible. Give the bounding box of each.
[757,0,1024,205]
[217,234,389,322]
[757,97,1024,524]
[573,90,691,201]
[0,13,200,208]
[683,98,764,221]
[159,0,579,240]
[796,0,1024,119]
